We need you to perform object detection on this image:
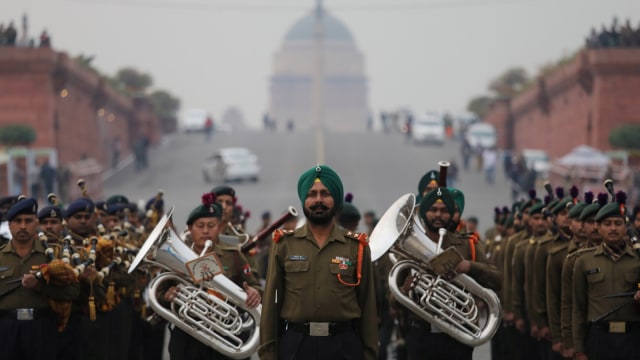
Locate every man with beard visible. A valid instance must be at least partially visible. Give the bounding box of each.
[258,165,378,360]
[402,187,501,360]
[572,191,640,360]
[0,197,80,359]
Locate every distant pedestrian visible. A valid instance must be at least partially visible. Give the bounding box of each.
[39,29,51,47]
[4,21,16,46]
[111,136,122,169]
[461,138,472,171]
[483,147,497,185]
[448,159,459,188]
[204,115,213,142]
[39,159,57,197]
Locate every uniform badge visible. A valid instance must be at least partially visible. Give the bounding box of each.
[289,255,307,261]
[331,256,352,269]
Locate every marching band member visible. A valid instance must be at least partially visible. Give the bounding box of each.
[0,197,80,359]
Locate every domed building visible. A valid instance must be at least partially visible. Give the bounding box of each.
[269,2,369,132]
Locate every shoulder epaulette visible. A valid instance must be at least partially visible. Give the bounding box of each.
[345,231,369,245]
[567,246,596,258]
[272,229,294,244]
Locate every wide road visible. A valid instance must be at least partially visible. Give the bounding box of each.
[105,128,513,360]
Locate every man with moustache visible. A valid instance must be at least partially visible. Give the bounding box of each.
[403,187,501,360]
[0,197,80,359]
[559,192,592,359]
[572,192,640,360]
[258,165,378,360]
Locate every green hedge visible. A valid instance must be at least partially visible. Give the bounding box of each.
[0,124,36,146]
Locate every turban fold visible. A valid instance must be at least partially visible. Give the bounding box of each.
[449,188,465,215]
[297,165,344,209]
[418,187,455,221]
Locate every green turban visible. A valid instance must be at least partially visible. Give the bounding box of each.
[418,187,455,221]
[297,165,344,209]
[449,188,465,215]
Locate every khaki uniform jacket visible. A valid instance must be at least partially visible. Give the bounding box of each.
[572,243,640,353]
[502,230,527,313]
[487,236,506,301]
[511,238,530,321]
[545,235,570,343]
[0,239,80,310]
[258,223,378,360]
[441,231,502,291]
[532,231,563,329]
[559,241,586,349]
[214,243,263,294]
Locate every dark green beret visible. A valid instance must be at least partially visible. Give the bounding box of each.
[187,202,223,225]
[595,202,626,222]
[6,197,38,221]
[547,199,560,214]
[418,187,455,220]
[211,185,236,199]
[551,196,573,215]
[579,193,608,221]
[504,214,515,228]
[568,202,587,219]
[339,203,361,224]
[449,188,465,215]
[106,194,129,205]
[529,202,546,215]
[37,205,63,220]
[417,170,439,194]
[297,165,344,209]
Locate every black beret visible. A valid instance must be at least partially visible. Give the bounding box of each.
[65,198,95,218]
[418,187,455,220]
[145,197,164,211]
[106,194,129,205]
[211,185,236,199]
[106,203,127,216]
[0,195,19,208]
[37,205,63,221]
[187,193,223,226]
[6,197,38,221]
[94,201,108,213]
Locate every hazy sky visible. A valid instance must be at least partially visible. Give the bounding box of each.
[4,0,639,128]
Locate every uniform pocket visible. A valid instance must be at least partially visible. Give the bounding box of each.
[586,272,604,284]
[284,260,309,290]
[329,263,356,284]
[284,260,309,273]
[624,272,640,285]
[0,266,15,280]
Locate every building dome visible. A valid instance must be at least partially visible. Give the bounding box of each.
[284,8,354,43]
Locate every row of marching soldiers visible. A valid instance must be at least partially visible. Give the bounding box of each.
[484,181,640,360]
[0,180,167,360]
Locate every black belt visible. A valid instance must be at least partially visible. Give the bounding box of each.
[591,321,640,334]
[0,308,54,320]
[287,321,354,336]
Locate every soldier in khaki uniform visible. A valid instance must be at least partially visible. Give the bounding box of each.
[403,187,501,360]
[259,165,378,360]
[558,193,592,358]
[0,197,80,359]
[544,189,579,359]
[161,192,262,360]
[510,194,543,360]
[572,192,640,360]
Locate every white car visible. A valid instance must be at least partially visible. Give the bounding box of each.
[521,148,551,179]
[202,147,260,183]
[465,122,496,149]
[412,112,445,145]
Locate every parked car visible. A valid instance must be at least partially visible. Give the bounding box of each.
[465,122,496,149]
[202,147,260,183]
[412,112,445,145]
[180,108,208,133]
[521,148,551,180]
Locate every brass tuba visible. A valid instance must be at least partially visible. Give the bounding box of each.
[128,207,261,359]
[369,193,501,347]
